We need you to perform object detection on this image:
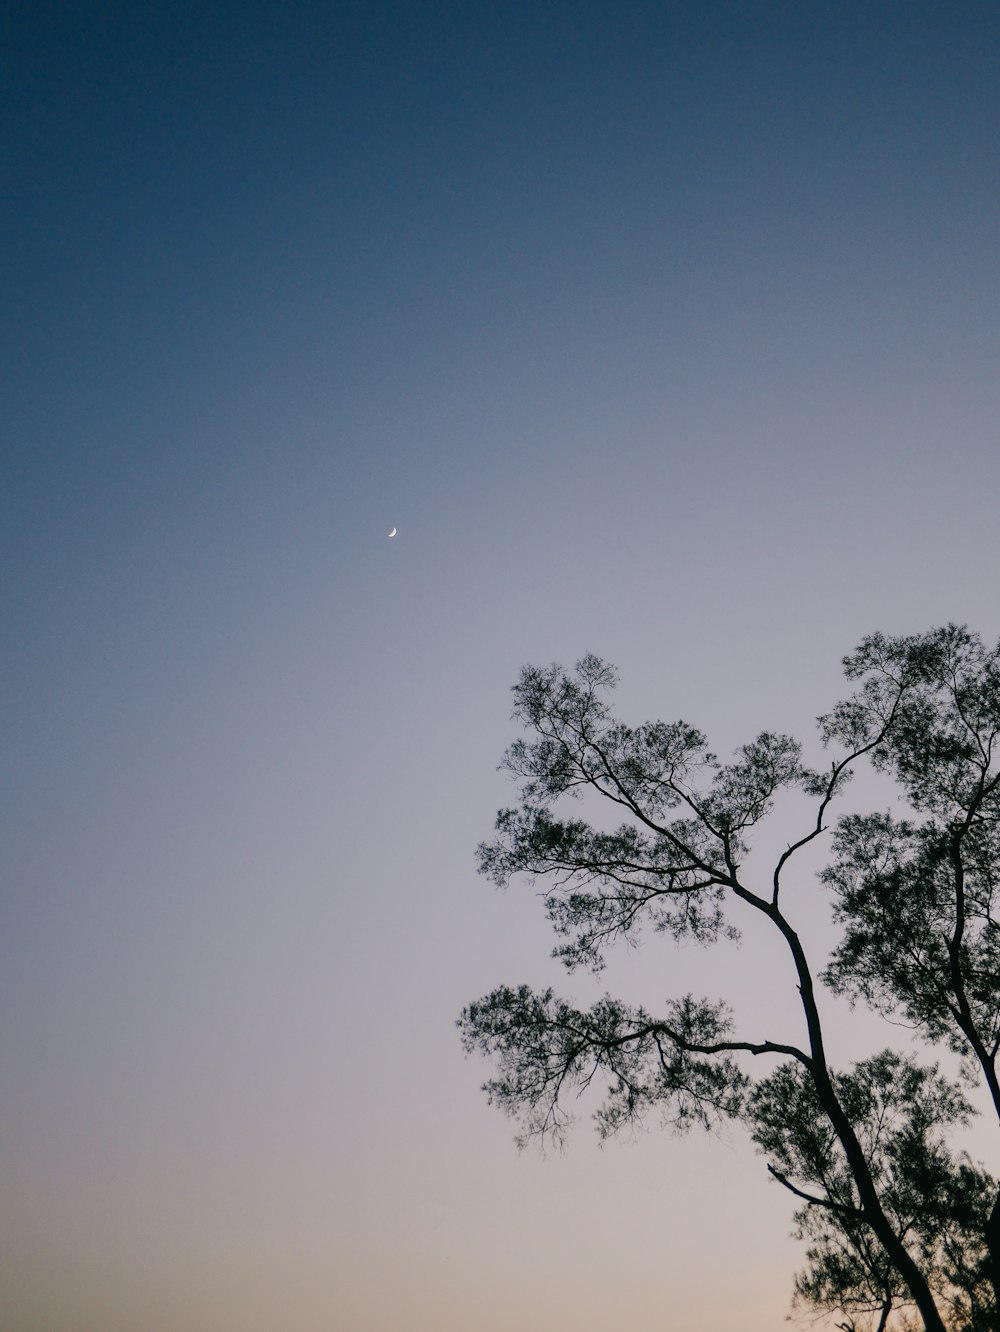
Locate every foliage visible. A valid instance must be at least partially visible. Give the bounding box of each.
[461,986,747,1147]
[750,1052,994,1331]
[459,626,1000,1331]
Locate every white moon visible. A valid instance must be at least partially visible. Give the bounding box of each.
[388,527,397,538]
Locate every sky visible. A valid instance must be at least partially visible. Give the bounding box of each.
[3,2,1000,1328]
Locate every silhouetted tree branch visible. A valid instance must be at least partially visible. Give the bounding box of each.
[460,627,1000,1331]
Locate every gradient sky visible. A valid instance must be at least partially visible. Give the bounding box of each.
[4,3,1000,1329]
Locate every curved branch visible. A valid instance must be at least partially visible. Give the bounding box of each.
[767,1164,865,1221]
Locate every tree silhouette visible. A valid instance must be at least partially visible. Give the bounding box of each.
[751,1051,994,1330]
[459,627,1000,1331]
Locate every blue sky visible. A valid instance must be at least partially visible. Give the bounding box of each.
[3,3,1000,1328]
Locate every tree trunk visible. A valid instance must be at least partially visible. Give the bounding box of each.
[773,911,949,1332]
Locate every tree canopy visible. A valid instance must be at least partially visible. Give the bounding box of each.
[459,625,1000,1332]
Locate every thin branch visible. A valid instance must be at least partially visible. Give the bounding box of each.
[772,687,910,909]
[767,1164,865,1221]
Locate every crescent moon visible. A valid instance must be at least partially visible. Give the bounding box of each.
[388,527,397,538]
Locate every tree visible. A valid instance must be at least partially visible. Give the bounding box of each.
[750,1051,994,1330]
[458,626,1000,1331]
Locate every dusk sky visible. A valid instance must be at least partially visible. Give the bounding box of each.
[4,3,1000,1328]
